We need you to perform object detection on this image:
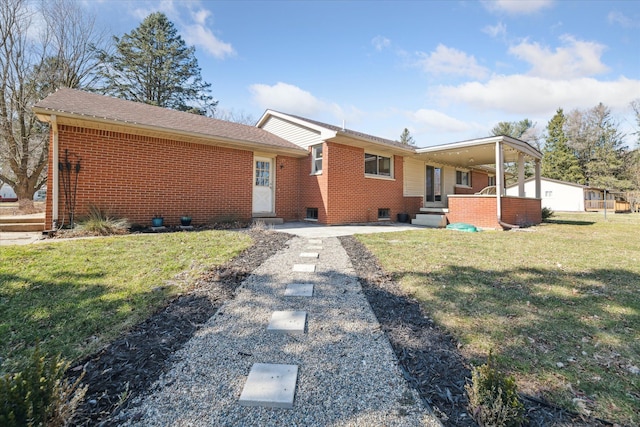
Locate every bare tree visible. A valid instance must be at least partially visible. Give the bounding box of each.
[0,0,103,211]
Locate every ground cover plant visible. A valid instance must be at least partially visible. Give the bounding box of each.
[356,212,640,426]
[0,230,252,376]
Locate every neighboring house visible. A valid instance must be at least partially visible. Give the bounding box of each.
[506,177,629,212]
[0,183,18,201]
[33,88,543,230]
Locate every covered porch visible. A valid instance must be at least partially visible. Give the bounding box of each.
[409,135,543,229]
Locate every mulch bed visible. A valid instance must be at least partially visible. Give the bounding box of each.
[65,230,613,426]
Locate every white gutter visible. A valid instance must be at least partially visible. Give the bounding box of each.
[51,115,59,229]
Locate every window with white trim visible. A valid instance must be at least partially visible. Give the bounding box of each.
[311,144,323,174]
[456,170,471,187]
[364,153,392,177]
[488,175,496,186]
[378,208,390,219]
[545,191,552,197]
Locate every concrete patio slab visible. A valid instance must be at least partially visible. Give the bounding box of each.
[238,363,298,408]
[292,264,315,272]
[284,283,314,297]
[274,221,421,238]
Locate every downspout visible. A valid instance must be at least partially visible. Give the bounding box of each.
[51,115,59,230]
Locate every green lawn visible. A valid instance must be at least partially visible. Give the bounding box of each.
[356,212,640,426]
[0,231,252,375]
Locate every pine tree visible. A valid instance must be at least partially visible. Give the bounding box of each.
[96,12,217,115]
[542,108,584,184]
[399,128,415,145]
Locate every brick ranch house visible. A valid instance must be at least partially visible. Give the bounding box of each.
[33,88,542,230]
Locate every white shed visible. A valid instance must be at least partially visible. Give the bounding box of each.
[507,177,585,212]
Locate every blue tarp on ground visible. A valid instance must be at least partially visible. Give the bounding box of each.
[446,222,479,232]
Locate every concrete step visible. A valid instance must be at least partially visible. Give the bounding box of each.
[0,222,45,232]
[419,207,449,213]
[411,214,447,228]
[0,216,45,224]
[252,217,284,225]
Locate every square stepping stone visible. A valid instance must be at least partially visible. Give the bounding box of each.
[267,311,307,334]
[306,246,323,251]
[307,239,323,245]
[239,363,298,408]
[292,264,315,272]
[299,252,319,258]
[284,283,314,297]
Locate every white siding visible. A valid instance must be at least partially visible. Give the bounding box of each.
[442,167,456,205]
[260,116,323,149]
[404,158,424,196]
[506,179,584,211]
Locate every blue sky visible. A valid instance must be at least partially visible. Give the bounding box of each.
[87,0,640,148]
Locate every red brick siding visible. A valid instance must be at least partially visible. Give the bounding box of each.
[323,142,406,224]
[453,170,491,195]
[297,144,329,223]
[447,195,542,229]
[502,196,541,226]
[48,125,258,228]
[447,196,500,229]
[275,155,300,221]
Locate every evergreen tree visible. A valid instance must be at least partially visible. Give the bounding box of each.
[542,108,584,183]
[565,103,632,190]
[96,12,217,115]
[399,128,415,145]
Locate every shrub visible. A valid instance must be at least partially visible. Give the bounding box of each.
[541,207,554,221]
[0,345,87,426]
[78,204,130,235]
[465,352,526,427]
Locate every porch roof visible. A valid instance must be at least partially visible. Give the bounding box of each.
[414,135,542,168]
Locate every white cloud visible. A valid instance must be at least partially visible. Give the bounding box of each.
[372,36,391,51]
[410,109,472,133]
[607,11,638,28]
[509,35,609,79]
[483,22,507,39]
[417,44,489,80]
[131,1,235,59]
[181,8,235,59]
[482,0,553,14]
[249,82,344,118]
[432,75,640,115]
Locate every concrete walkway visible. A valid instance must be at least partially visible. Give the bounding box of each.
[119,232,440,426]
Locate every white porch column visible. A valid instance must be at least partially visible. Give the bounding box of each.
[495,140,504,221]
[517,152,525,197]
[534,160,541,199]
[51,115,59,229]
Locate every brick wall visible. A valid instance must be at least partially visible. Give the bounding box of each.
[275,155,301,221]
[48,125,260,228]
[502,196,542,226]
[324,142,406,224]
[447,195,542,229]
[297,144,329,223]
[447,196,500,229]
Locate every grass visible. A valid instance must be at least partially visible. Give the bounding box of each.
[356,212,640,426]
[0,230,252,375]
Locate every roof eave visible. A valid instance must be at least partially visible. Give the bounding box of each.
[34,108,309,158]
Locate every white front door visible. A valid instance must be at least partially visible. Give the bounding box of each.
[253,157,274,214]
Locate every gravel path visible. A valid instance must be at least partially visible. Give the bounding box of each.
[118,235,441,426]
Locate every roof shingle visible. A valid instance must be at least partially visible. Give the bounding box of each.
[33,88,306,152]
